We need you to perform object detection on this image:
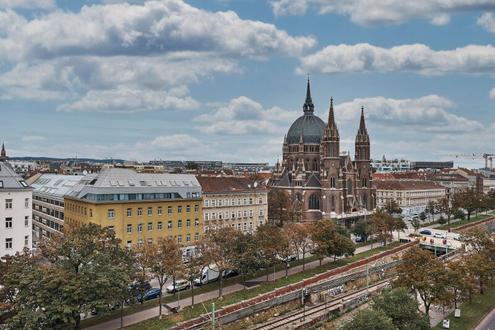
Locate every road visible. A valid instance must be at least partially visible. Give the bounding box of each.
[475,306,495,330]
[84,243,379,330]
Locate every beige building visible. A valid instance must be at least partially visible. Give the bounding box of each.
[196,176,268,233]
[374,180,446,216]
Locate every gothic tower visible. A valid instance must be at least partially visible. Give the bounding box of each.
[321,98,344,215]
[0,143,7,162]
[354,107,373,210]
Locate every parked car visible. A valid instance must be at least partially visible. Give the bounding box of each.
[223,269,239,279]
[138,288,161,302]
[419,229,432,236]
[354,236,364,243]
[276,254,297,263]
[129,281,152,298]
[166,279,190,293]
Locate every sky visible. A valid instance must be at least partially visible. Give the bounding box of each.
[1,0,495,167]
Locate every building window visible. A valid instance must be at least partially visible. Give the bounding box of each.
[157,221,163,230]
[5,199,12,209]
[127,208,132,217]
[204,200,209,207]
[194,218,199,226]
[194,232,199,241]
[258,198,263,204]
[107,209,115,219]
[243,210,247,218]
[137,223,143,232]
[157,207,163,215]
[147,238,153,246]
[186,219,191,227]
[137,208,143,216]
[127,241,132,249]
[194,205,199,212]
[249,198,253,205]
[168,206,173,214]
[5,217,12,229]
[178,220,182,228]
[89,209,93,217]
[137,239,143,247]
[178,206,182,213]
[212,212,216,220]
[5,238,12,249]
[204,213,209,221]
[24,216,29,227]
[147,222,153,231]
[25,198,29,208]
[127,224,132,233]
[186,205,191,212]
[309,194,320,210]
[24,235,29,246]
[167,221,172,229]
[249,210,253,217]
[186,234,191,242]
[177,235,182,243]
[107,226,114,232]
[147,207,152,216]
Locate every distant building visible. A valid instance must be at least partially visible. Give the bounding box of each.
[271,80,375,223]
[0,160,32,257]
[63,168,203,248]
[372,156,410,172]
[373,180,446,216]
[410,161,454,170]
[8,160,39,177]
[224,162,271,176]
[196,176,268,233]
[28,174,86,242]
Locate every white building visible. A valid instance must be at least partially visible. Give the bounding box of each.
[372,157,410,172]
[7,160,39,177]
[0,162,32,257]
[27,173,86,242]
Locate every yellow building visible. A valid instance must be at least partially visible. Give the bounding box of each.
[64,168,203,248]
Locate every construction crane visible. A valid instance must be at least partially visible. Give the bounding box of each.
[445,153,495,170]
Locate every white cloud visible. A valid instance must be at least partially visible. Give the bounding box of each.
[490,86,495,98]
[271,0,495,26]
[57,87,199,113]
[299,43,495,75]
[21,135,46,142]
[335,95,483,133]
[0,0,54,10]
[195,96,298,135]
[478,12,495,33]
[0,0,315,62]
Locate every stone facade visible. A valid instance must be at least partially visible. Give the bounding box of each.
[271,81,375,222]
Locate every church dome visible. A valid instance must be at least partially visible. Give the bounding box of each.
[287,114,326,144]
[286,79,326,144]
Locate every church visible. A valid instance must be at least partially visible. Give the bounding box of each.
[271,80,375,223]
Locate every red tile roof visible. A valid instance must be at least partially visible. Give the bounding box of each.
[373,180,445,190]
[196,176,267,193]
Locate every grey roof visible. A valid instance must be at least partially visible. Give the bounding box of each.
[305,173,321,188]
[287,114,326,144]
[31,174,86,197]
[0,162,31,190]
[66,168,201,200]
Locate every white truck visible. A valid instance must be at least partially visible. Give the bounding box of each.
[193,265,220,286]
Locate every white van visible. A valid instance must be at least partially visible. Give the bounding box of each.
[193,265,220,286]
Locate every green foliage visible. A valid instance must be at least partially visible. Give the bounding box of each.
[342,308,397,330]
[438,215,446,224]
[419,211,427,221]
[352,219,371,242]
[384,199,403,215]
[373,288,430,330]
[2,224,135,330]
[453,208,465,220]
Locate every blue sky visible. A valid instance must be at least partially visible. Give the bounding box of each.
[1,0,495,167]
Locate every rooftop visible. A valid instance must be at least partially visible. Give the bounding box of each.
[196,176,266,194]
[373,180,445,191]
[0,162,31,190]
[29,174,87,196]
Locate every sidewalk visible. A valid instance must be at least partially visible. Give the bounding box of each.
[85,243,378,330]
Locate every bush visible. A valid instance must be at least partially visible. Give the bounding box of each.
[453,209,465,220]
[438,216,446,224]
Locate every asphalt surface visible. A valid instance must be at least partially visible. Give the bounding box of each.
[475,307,495,330]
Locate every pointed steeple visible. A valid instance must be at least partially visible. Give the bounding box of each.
[325,97,339,138]
[302,77,314,114]
[0,142,6,162]
[358,106,367,134]
[355,106,370,161]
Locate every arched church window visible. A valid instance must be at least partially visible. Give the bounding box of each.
[330,177,336,188]
[347,179,353,194]
[309,194,320,210]
[331,195,335,211]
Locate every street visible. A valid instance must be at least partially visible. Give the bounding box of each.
[475,306,495,330]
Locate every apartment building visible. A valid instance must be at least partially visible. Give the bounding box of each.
[0,161,32,256]
[196,176,268,233]
[374,180,446,216]
[64,168,202,248]
[28,174,86,242]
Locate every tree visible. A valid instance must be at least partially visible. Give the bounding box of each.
[425,200,438,222]
[411,218,421,233]
[286,223,311,270]
[143,237,183,318]
[370,209,393,246]
[268,189,291,226]
[352,218,371,243]
[183,243,206,307]
[276,227,295,279]
[395,247,449,317]
[385,199,402,215]
[446,258,476,308]
[419,211,427,221]
[310,220,355,263]
[231,232,261,288]
[452,188,483,220]
[342,309,396,330]
[4,224,135,329]
[203,227,238,297]
[438,196,454,225]
[256,224,283,281]
[372,288,430,330]
[133,244,153,304]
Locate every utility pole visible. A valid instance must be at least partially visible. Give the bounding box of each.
[212,302,216,330]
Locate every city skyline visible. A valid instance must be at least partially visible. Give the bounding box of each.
[1,0,495,167]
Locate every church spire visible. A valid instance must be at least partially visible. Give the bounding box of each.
[0,142,7,162]
[358,106,367,134]
[302,77,314,114]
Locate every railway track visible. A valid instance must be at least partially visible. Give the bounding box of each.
[249,280,391,330]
